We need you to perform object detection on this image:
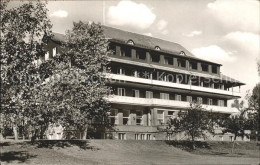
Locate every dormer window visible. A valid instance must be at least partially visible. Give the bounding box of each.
[127,40,134,45]
[155,46,161,51]
[179,51,186,56]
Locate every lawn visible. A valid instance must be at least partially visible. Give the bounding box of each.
[0,140,259,165]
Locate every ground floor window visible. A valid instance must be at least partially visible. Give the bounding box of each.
[141,134,145,140]
[109,109,118,125]
[135,134,139,140]
[157,110,164,125]
[118,133,126,140]
[136,110,143,125]
[122,110,130,125]
[147,134,151,140]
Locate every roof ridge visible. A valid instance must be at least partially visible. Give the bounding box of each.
[101,25,182,46]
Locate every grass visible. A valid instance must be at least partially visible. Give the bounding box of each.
[0,140,259,165]
[166,140,260,158]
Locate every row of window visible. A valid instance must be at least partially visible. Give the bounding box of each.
[109,109,177,126]
[117,88,225,106]
[113,68,226,90]
[111,45,218,74]
[118,133,152,140]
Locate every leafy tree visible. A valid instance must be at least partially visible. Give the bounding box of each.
[246,83,260,140]
[35,21,111,139]
[218,114,248,141]
[0,1,52,140]
[231,99,245,113]
[167,103,214,149]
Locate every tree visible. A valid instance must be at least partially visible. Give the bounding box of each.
[246,83,260,140]
[0,1,52,140]
[34,21,111,139]
[218,115,248,141]
[167,103,214,149]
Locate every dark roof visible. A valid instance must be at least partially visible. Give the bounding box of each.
[220,74,245,85]
[102,26,222,65]
[52,26,222,65]
[51,28,244,85]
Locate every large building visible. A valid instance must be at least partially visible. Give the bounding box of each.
[45,26,245,141]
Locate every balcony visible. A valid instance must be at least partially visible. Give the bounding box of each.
[107,95,240,114]
[109,57,221,79]
[105,73,241,97]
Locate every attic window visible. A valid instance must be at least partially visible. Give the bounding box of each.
[155,46,161,51]
[127,40,134,45]
[179,51,186,56]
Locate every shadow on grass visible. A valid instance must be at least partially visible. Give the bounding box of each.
[28,140,99,150]
[165,140,211,151]
[0,142,11,147]
[0,151,37,163]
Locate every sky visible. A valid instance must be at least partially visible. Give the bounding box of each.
[10,0,260,104]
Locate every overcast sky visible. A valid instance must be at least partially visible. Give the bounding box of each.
[11,0,260,103]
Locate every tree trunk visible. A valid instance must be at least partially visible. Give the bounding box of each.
[231,135,237,153]
[31,129,38,144]
[39,125,46,139]
[82,127,88,140]
[13,126,18,140]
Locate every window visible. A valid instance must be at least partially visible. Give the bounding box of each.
[201,64,209,72]
[208,98,213,105]
[187,96,192,102]
[165,56,173,65]
[190,61,197,70]
[117,68,125,75]
[179,51,186,56]
[136,49,146,60]
[108,43,116,53]
[147,134,151,140]
[45,51,49,61]
[218,100,225,107]
[212,66,217,74]
[136,110,143,125]
[141,134,146,140]
[197,97,203,104]
[160,93,169,100]
[118,133,126,140]
[53,47,57,57]
[175,94,182,101]
[167,111,178,120]
[118,88,125,96]
[135,134,139,140]
[155,46,161,50]
[177,59,186,68]
[151,53,160,63]
[127,40,134,45]
[108,109,118,125]
[168,111,175,116]
[132,90,140,98]
[157,110,164,124]
[123,110,130,125]
[146,91,153,99]
[121,46,131,57]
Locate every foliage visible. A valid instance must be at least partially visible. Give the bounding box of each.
[167,103,214,146]
[35,21,111,139]
[245,83,260,139]
[218,114,249,140]
[0,1,52,140]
